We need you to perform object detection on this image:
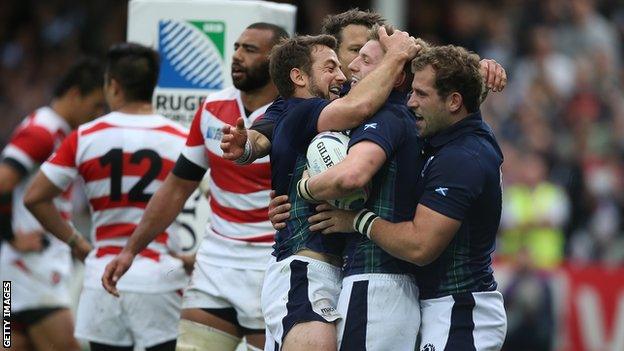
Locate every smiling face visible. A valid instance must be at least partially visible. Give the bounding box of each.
[306,45,346,100]
[347,39,384,87]
[407,65,452,138]
[231,28,275,92]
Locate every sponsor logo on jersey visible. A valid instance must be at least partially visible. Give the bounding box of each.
[320,306,337,316]
[158,20,225,89]
[205,126,224,141]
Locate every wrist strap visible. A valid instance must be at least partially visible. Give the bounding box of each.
[297,178,320,203]
[234,138,253,165]
[353,209,379,239]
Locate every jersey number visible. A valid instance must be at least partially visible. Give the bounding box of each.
[99,148,162,202]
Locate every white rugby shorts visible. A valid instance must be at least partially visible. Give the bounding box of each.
[0,243,72,312]
[337,273,420,351]
[261,255,342,350]
[182,260,266,330]
[418,291,507,351]
[74,287,182,348]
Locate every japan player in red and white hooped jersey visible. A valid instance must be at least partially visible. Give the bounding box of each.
[0,58,104,351]
[25,43,188,351]
[100,24,290,350]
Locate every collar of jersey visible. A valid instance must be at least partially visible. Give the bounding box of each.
[425,110,489,149]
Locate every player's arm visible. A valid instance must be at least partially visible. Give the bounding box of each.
[0,162,25,243]
[309,150,479,265]
[299,141,386,201]
[124,173,198,256]
[479,59,507,93]
[23,131,92,259]
[221,117,272,163]
[221,97,282,163]
[1,124,56,249]
[361,205,460,265]
[317,27,419,131]
[23,171,91,261]
[308,202,460,266]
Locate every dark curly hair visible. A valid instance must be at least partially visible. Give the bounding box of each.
[411,45,484,113]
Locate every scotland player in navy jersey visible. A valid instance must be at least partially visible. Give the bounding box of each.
[299,25,425,350]
[221,8,505,167]
[308,45,507,351]
[222,9,387,165]
[259,30,419,351]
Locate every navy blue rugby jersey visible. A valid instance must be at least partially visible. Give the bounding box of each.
[342,90,424,276]
[414,111,504,299]
[270,97,346,260]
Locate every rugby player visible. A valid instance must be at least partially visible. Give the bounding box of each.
[298,25,425,350]
[259,29,418,350]
[0,58,104,351]
[101,23,289,351]
[25,43,188,351]
[309,44,508,351]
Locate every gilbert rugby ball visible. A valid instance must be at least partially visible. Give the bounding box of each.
[306,132,369,210]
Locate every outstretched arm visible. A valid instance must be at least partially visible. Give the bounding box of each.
[221,117,271,163]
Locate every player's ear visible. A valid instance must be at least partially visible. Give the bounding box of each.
[394,71,406,89]
[109,78,122,98]
[65,86,82,101]
[447,92,463,113]
[290,68,306,88]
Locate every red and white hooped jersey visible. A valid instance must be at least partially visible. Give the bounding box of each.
[41,112,189,292]
[1,106,73,238]
[0,107,73,299]
[182,87,273,269]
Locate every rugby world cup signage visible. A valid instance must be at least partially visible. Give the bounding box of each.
[128,0,296,126]
[127,0,295,253]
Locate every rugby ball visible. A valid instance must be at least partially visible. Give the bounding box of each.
[306,132,369,210]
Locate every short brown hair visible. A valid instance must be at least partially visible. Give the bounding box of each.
[368,24,431,53]
[269,35,337,98]
[367,24,431,91]
[411,45,484,113]
[321,8,385,47]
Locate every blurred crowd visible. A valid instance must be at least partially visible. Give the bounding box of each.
[410,0,624,268]
[2,0,623,270]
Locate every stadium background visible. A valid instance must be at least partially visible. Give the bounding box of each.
[1,0,623,350]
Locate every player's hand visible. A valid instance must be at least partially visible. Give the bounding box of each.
[268,190,290,230]
[10,231,45,252]
[378,27,421,62]
[169,250,196,275]
[72,236,92,262]
[308,203,357,234]
[479,59,507,92]
[221,117,248,160]
[101,249,135,297]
